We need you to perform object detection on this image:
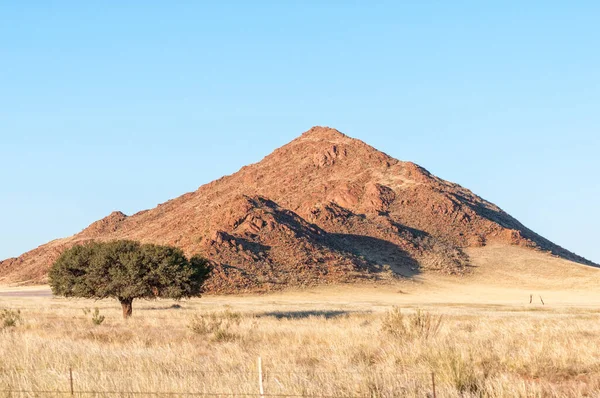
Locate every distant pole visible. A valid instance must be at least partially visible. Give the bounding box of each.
[69,367,74,396]
[258,357,264,397]
[431,372,436,398]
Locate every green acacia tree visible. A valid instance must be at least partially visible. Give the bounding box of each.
[49,240,212,318]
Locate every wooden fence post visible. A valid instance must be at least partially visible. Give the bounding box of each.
[69,367,74,396]
[258,357,264,397]
[431,371,436,398]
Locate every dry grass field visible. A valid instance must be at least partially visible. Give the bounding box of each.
[1,246,600,397]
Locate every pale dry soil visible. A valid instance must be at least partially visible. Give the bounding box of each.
[1,246,600,397]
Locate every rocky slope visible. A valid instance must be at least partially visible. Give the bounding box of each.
[1,127,595,292]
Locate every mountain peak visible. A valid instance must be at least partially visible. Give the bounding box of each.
[1,126,595,290]
[300,126,347,141]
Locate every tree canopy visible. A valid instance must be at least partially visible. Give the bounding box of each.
[49,240,212,318]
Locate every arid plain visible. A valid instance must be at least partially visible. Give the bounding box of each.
[2,245,600,397]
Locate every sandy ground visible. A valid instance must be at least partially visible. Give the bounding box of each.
[0,285,52,297]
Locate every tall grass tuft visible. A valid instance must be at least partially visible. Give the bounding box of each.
[189,310,242,342]
[381,307,443,340]
[1,309,22,328]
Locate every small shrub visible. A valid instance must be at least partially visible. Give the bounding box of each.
[83,307,105,325]
[1,309,22,328]
[189,311,241,342]
[381,307,442,340]
[91,308,105,325]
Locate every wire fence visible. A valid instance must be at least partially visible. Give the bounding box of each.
[0,357,438,398]
[0,392,367,397]
[0,368,429,375]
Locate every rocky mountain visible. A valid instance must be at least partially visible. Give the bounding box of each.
[1,127,595,292]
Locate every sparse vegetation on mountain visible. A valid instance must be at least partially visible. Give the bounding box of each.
[49,240,212,318]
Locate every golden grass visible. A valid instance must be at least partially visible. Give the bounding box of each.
[1,292,600,398]
[1,245,599,397]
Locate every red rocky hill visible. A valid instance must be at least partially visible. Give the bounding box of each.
[1,127,595,292]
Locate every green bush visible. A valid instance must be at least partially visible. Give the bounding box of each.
[83,307,105,325]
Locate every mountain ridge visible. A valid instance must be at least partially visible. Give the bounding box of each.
[1,126,595,291]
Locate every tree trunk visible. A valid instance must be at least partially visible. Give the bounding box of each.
[120,298,133,319]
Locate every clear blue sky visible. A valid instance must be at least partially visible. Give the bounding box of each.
[1,2,598,263]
